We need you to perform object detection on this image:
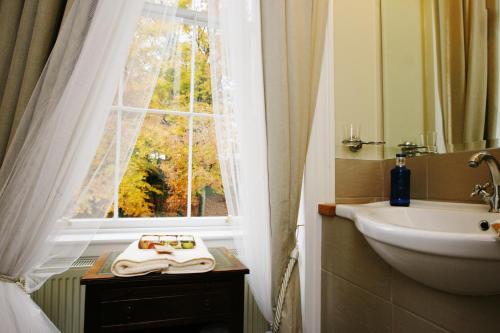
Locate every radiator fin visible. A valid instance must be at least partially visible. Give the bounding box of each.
[244,281,270,332]
[31,268,88,333]
[72,257,97,268]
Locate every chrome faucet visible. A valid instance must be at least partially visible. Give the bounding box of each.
[468,151,500,212]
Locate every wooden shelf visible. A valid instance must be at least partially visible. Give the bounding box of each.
[318,203,336,217]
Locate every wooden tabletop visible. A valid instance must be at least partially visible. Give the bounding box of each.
[81,247,249,286]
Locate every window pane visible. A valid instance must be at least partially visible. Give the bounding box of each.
[148,23,193,112]
[194,26,212,114]
[121,11,186,109]
[179,0,192,9]
[73,111,117,219]
[118,113,189,217]
[191,117,227,216]
[179,0,208,12]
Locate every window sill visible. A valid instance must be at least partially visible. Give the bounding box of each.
[65,226,236,256]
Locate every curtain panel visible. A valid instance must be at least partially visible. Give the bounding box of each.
[208,0,273,325]
[0,0,73,164]
[427,0,499,152]
[486,0,500,146]
[260,0,329,331]
[0,0,181,330]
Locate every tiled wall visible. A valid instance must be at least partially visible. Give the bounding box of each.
[328,149,500,331]
[336,148,500,204]
[335,158,386,203]
[321,216,500,332]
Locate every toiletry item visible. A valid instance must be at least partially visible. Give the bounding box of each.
[138,234,196,250]
[492,222,500,237]
[154,244,175,254]
[390,153,411,206]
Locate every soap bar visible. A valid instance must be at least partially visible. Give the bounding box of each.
[154,244,175,254]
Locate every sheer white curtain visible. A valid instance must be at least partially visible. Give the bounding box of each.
[0,0,179,331]
[208,0,273,324]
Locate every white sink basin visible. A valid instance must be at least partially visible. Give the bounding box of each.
[336,200,500,295]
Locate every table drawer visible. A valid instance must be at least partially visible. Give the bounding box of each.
[97,280,238,327]
[98,281,217,301]
[100,291,231,326]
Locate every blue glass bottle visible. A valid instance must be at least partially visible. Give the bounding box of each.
[390,153,410,206]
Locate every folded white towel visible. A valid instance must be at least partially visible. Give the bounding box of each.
[111,236,215,277]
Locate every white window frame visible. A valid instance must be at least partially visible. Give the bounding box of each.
[70,5,231,231]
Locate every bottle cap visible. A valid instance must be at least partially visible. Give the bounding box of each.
[396,153,406,157]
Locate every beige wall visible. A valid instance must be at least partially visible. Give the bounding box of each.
[381,0,426,158]
[333,0,384,160]
[333,0,437,160]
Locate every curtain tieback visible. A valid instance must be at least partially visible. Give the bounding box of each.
[272,245,299,332]
[0,274,27,292]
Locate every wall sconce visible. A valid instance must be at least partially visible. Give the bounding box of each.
[398,132,437,156]
[342,124,385,152]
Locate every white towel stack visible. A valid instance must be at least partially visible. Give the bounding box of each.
[111,236,215,277]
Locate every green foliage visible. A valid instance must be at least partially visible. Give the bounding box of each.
[118,157,162,217]
[178,0,192,9]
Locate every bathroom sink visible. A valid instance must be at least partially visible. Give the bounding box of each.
[336,200,500,295]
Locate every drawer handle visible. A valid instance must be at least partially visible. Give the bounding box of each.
[125,305,133,321]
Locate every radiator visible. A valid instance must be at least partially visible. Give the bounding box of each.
[31,257,95,333]
[243,282,270,333]
[31,257,269,333]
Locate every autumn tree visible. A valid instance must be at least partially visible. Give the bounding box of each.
[118,23,225,218]
[73,3,224,219]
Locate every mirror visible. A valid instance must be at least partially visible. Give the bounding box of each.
[381,0,500,158]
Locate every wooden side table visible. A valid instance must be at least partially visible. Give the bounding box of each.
[81,247,249,332]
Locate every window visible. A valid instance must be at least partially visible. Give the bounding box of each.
[73,1,229,227]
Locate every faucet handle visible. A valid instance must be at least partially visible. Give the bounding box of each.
[471,182,492,198]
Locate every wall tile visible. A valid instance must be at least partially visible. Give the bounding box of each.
[328,149,500,332]
[336,158,384,198]
[338,148,500,204]
[322,270,392,333]
[427,151,489,203]
[383,159,392,199]
[392,269,500,333]
[322,217,392,300]
[392,306,448,333]
[335,197,386,204]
